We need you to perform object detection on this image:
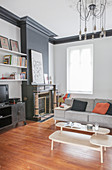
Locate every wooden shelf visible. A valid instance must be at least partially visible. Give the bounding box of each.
[0,79,27,82]
[0,63,27,68]
[0,48,27,56]
[0,63,27,69]
[0,124,13,131]
[0,115,12,119]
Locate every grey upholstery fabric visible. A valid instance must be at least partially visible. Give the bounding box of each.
[54,109,65,118]
[65,98,73,106]
[54,98,112,128]
[65,98,94,112]
[65,110,89,123]
[75,98,94,112]
[94,99,112,107]
[53,116,67,121]
[88,112,112,128]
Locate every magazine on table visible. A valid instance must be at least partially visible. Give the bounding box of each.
[64,122,82,128]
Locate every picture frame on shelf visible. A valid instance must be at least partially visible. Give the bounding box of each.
[10,39,19,52]
[0,36,9,50]
[20,72,26,80]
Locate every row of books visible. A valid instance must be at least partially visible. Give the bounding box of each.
[3,55,27,67]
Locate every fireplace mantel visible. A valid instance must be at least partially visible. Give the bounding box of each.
[32,84,57,120]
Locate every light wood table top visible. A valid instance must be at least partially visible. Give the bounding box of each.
[49,130,100,151]
[90,134,112,147]
[56,122,110,135]
[55,106,71,111]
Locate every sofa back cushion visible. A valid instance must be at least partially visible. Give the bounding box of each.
[65,98,94,112]
[65,98,73,106]
[75,98,94,112]
[71,99,88,112]
[106,102,112,115]
[94,99,112,107]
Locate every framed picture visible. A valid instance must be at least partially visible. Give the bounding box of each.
[20,72,26,80]
[0,36,9,49]
[31,50,44,84]
[10,39,19,52]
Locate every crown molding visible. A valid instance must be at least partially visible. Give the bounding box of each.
[49,29,112,45]
[0,6,20,27]
[1,6,112,43]
[20,16,57,37]
[0,6,57,38]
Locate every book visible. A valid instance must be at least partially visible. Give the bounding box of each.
[3,55,27,67]
[3,55,12,64]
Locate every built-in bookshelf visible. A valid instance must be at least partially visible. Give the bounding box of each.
[0,48,27,56]
[0,63,27,69]
[0,79,27,82]
[0,48,27,81]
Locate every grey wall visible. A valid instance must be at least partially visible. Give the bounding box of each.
[21,24,49,120]
[27,25,49,84]
[53,37,112,99]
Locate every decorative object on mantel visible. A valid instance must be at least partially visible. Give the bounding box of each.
[44,74,48,84]
[0,36,9,49]
[31,50,44,84]
[10,39,19,52]
[69,0,107,40]
[49,76,52,84]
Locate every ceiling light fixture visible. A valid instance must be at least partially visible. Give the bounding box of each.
[76,0,107,40]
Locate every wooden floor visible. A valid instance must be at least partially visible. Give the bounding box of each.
[0,119,112,170]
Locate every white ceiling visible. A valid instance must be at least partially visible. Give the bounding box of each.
[0,0,112,38]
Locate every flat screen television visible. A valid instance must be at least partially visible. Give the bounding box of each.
[0,85,9,104]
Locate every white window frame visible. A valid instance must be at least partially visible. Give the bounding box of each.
[67,44,93,94]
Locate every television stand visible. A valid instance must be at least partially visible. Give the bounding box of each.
[0,102,26,132]
[0,103,6,107]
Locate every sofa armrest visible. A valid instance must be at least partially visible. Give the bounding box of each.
[54,106,71,111]
[54,106,72,119]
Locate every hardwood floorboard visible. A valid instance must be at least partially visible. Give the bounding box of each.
[0,119,112,170]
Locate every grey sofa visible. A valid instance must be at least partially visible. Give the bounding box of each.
[54,98,112,129]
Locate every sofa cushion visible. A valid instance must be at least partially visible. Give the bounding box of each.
[65,110,88,123]
[71,99,88,112]
[88,113,112,128]
[74,98,94,112]
[94,99,112,108]
[92,103,110,115]
[65,98,73,106]
[106,102,112,115]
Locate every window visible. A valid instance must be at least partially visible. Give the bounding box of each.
[67,44,93,94]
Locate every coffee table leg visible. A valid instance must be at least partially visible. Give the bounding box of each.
[104,147,106,151]
[100,146,104,163]
[51,140,54,150]
[61,127,63,132]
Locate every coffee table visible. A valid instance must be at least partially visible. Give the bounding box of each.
[56,122,110,135]
[49,130,112,163]
[90,134,112,163]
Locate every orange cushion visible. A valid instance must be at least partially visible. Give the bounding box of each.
[92,103,110,115]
